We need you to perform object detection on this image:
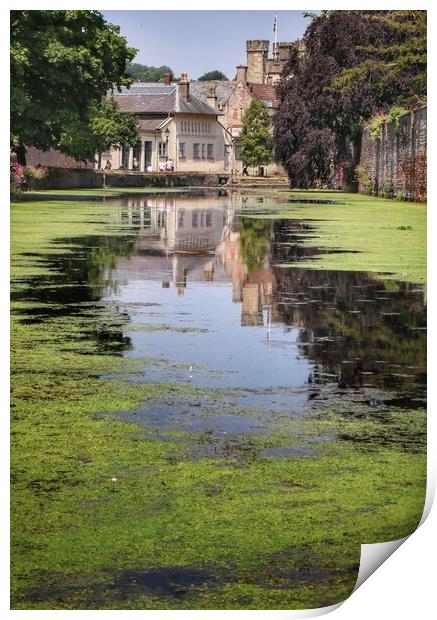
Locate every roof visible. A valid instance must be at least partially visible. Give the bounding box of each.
[112,83,221,116]
[138,118,167,131]
[190,81,236,106]
[249,84,279,108]
[190,80,280,110]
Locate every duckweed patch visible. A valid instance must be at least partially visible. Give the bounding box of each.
[260,191,426,283]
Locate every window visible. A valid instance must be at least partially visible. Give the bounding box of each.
[201,144,206,159]
[178,209,185,228]
[192,210,199,227]
[193,143,200,159]
[121,146,130,169]
[158,142,167,157]
[179,142,186,158]
[235,144,242,161]
[205,212,212,227]
[207,143,214,158]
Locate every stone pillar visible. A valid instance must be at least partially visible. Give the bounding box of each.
[128,147,133,170]
[140,140,145,172]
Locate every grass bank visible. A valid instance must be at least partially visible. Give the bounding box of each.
[261,191,426,283]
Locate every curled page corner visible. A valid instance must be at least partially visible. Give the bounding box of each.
[353,536,409,592]
[353,478,435,593]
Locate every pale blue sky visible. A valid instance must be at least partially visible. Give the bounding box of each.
[101,10,313,80]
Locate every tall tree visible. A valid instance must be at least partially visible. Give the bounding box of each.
[11,10,137,163]
[240,100,272,172]
[274,10,426,189]
[126,62,174,82]
[198,70,229,81]
[331,11,426,109]
[57,98,140,161]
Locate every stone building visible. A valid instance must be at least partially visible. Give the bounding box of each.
[98,74,232,173]
[103,38,302,175]
[190,39,303,174]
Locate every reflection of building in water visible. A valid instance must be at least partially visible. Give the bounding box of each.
[114,194,236,288]
[111,195,426,399]
[114,193,276,327]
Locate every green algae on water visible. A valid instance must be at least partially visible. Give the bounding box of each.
[10,190,426,610]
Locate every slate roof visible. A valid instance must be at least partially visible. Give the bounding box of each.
[138,119,167,131]
[190,81,237,106]
[112,83,221,116]
[189,80,279,109]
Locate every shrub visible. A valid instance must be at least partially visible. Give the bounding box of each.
[355,164,374,195]
[24,165,48,180]
[388,106,408,134]
[368,115,387,139]
[10,163,26,192]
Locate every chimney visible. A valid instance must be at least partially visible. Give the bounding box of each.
[207,85,218,108]
[236,64,248,86]
[163,72,172,86]
[178,72,190,100]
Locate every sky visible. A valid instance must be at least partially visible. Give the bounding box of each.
[101,10,313,80]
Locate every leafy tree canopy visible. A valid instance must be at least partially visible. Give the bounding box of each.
[240,100,272,169]
[11,10,138,162]
[126,62,174,82]
[57,98,140,160]
[331,11,426,109]
[240,99,272,166]
[198,70,229,81]
[274,10,426,188]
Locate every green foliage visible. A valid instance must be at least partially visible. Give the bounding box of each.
[198,70,229,81]
[24,165,48,181]
[368,114,387,138]
[274,10,426,188]
[355,163,374,194]
[57,98,140,159]
[126,62,174,82]
[331,11,426,108]
[240,100,272,169]
[388,105,409,132]
[10,10,137,161]
[367,105,409,141]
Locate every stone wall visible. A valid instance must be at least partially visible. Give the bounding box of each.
[29,168,230,190]
[29,167,103,189]
[358,106,427,201]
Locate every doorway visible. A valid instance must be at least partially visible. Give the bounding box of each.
[144,141,153,171]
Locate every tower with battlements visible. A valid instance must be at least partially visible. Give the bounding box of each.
[243,39,305,85]
[246,40,269,84]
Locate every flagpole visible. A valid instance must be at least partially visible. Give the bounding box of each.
[273,14,278,60]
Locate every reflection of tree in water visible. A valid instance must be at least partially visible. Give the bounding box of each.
[13,234,138,354]
[238,217,272,274]
[268,221,426,399]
